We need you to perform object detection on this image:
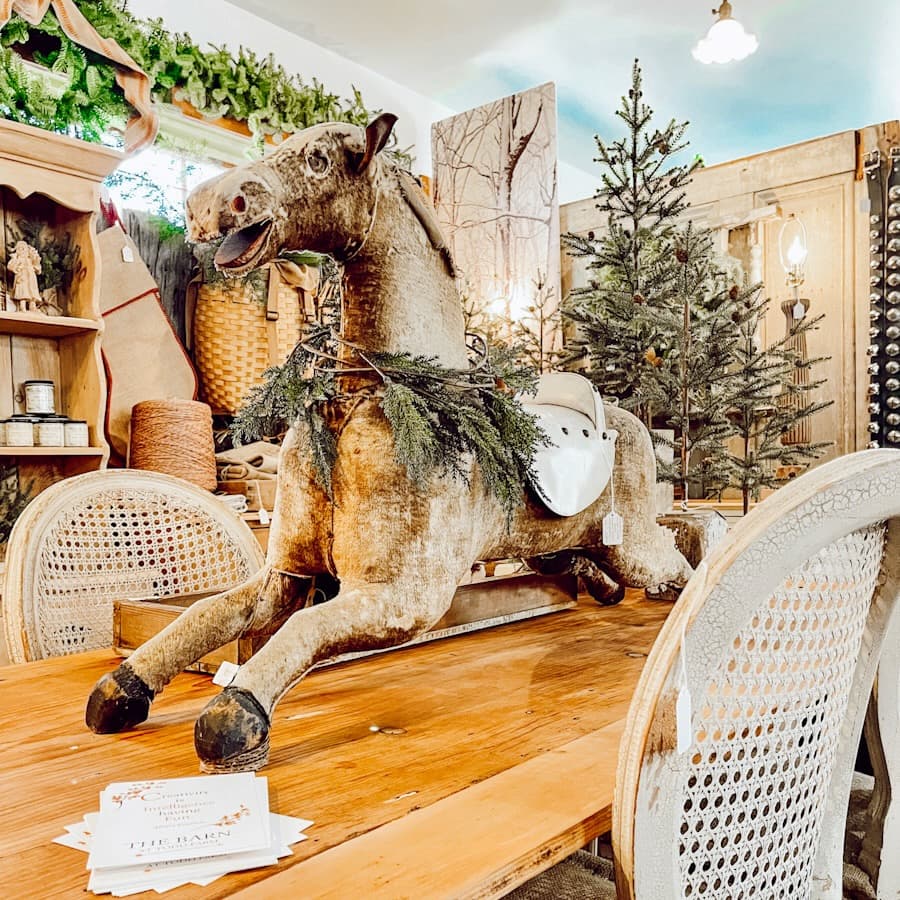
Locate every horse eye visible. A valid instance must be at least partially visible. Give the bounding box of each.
[307,148,330,174]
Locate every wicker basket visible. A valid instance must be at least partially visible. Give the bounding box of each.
[192,265,313,415]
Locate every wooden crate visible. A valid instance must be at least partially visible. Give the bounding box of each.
[113,570,578,674]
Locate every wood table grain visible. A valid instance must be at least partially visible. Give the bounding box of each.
[0,590,670,899]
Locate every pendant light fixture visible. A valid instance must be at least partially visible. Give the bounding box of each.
[693,1,759,64]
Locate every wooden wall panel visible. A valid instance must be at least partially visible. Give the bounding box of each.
[759,179,850,460]
[560,121,900,466]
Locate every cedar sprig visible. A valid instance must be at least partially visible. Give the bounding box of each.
[231,328,548,516]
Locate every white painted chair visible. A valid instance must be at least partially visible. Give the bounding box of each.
[508,449,900,899]
[2,470,264,663]
[849,607,900,899]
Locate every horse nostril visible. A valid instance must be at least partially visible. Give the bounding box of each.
[231,195,247,214]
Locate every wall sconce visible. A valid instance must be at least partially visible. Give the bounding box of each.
[692,1,759,65]
[778,214,809,319]
[777,213,811,446]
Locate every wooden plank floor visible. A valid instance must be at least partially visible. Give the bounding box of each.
[0,589,670,898]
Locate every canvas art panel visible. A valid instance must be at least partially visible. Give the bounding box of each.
[432,82,561,364]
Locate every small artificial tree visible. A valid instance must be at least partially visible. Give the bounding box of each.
[509,272,569,374]
[645,223,755,501]
[563,59,700,427]
[718,293,832,513]
[563,60,833,505]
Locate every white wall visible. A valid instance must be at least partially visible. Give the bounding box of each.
[128,0,455,175]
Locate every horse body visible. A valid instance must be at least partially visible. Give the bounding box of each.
[86,115,691,771]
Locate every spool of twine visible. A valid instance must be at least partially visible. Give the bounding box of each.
[129,399,217,491]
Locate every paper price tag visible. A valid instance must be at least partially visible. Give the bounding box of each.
[675,620,693,754]
[792,301,806,320]
[121,245,134,263]
[213,660,241,687]
[254,483,270,525]
[602,511,623,546]
[676,684,693,754]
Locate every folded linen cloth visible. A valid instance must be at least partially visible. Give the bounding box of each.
[215,441,280,479]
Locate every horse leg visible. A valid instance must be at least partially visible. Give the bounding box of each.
[527,552,624,605]
[592,403,692,594]
[604,522,693,596]
[193,574,455,772]
[85,567,310,733]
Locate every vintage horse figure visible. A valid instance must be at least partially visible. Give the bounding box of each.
[86,114,692,772]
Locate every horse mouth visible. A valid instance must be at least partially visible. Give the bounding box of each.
[214,219,273,271]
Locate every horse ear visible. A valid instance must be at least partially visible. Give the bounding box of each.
[354,113,398,173]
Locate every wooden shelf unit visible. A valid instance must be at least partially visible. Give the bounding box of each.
[0,446,105,457]
[0,310,101,337]
[0,119,122,503]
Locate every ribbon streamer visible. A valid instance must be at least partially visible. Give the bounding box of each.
[0,0,159,153]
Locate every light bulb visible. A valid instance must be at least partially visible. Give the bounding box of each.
[787,235,807,267]
[693,10,759,64]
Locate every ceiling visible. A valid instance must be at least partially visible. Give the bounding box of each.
[229,0,899,200]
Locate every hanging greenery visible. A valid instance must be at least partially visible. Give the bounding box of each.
[0,1,412,166]
[0,465,30,546]
[231,327,547,516]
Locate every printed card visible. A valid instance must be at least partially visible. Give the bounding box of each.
[88,774,271,870]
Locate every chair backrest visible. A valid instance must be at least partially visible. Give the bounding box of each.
[2,470,265,663]
[613,449,900,900]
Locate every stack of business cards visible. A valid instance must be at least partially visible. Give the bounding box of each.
[52,774,312,896]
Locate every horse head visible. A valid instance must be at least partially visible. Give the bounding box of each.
[186,114,398,274]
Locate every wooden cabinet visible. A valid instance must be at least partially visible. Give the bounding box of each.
[0,119,122,495]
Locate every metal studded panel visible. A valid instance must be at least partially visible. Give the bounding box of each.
[865,148,900,448]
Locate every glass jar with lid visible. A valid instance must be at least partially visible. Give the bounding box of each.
[64,419,89,447]
[23,379,56,416]
[35,416,67,447]
[6,415,37,446]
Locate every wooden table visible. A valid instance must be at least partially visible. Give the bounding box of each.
[0,591,669,899]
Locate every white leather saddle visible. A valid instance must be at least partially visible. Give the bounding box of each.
[522,372,617,517]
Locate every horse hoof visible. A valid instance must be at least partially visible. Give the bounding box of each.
[645,583,681,603]
[85,665,154,733]
[585,580,626,606]
[195,688,270,773]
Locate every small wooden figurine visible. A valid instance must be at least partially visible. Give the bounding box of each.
[8,241,42,312]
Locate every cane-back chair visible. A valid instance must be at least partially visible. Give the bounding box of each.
[850,603,900,899]
[509,449,900,899]
[2,470,264,663]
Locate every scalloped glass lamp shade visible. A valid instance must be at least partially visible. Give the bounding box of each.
[693,1,759,64]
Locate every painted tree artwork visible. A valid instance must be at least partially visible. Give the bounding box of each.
[432,83,561,369]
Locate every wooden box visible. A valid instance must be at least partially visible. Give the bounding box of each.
[113,570,578,674]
